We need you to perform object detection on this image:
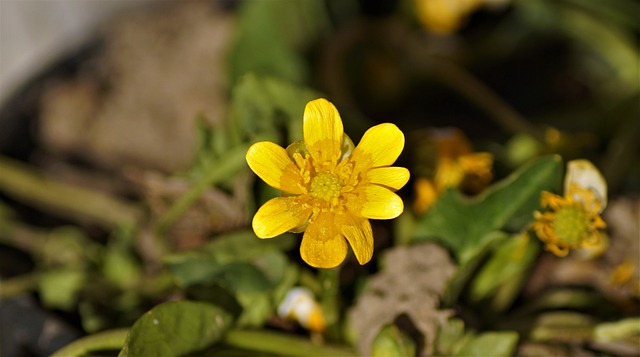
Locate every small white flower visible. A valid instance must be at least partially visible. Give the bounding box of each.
[278,287,325,332]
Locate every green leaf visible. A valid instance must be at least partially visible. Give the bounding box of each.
[165,230,294,291]
[436,318,518,356]
[215,262,274,293]
[435,318,469,356]
[40,226,99,266]
[442,231,508,306]
[235,291,272,328]
[468,232,541,312]
[594,318,640,343]
[119,301,233,357]
[102,245,141,289]
[372,324,417,357]
[185,283,243,320]
[228,0,329,84]
[165,252,221,288]
[231,74,320,142]
[413,155,562,263]
[593,317,640,354]
[165,255,273,293]
[165,230,300,328]
[38,268,85,311]
[530,312,595,343]
[205,229,296,264]
[456,331,519,357]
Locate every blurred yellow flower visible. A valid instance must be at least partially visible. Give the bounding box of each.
[414,128,493,214]
[414,0,509,34]
[415,0,482,33]
[246,98,409,268]
[532,160,607,257]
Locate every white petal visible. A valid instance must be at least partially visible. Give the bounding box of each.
[565,159,607,211]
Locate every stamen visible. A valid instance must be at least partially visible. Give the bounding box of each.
[552,204,589,245]
[310,172,342,203]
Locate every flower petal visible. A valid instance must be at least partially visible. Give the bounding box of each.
[366,167,410,191]
[336,213,373,265]
[414,178,438,214]
[246,142,305,194]
[352,123,405,169]
[303,98,344,165]
[349,184,404,220]
[300,213,348,268]
[252,197,312,238]
[564,159,607,211]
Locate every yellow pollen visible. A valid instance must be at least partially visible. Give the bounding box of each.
[310,172,342,202]
[552,204,589,245]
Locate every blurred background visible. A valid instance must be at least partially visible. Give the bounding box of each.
[1,0,638,356]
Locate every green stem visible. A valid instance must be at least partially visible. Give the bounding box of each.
[50,328,357,357]
[155,144,249,234]
[222,329,358,356]
[0,274,39,299]
[0,219,47,254]
[50,328,129,357]
[0,157,141,228]
[318,268,341,328]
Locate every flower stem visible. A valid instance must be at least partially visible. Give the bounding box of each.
[319,268,340,326]
[222,329,358,356]
[50,328,129,357]
[0,156,141,228]
[0,218,46,254]
[0,274,39,299]
[50,328,357,357]
[154,144,249,234]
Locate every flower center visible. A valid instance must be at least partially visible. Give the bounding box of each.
[552,204,590,245]
[310,172,342,202]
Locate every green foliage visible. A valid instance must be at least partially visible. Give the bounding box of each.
[38,268,86,311]
[102,245,141,290]
[414,156,562,306]
[455,331,519,357]
[228,0,329,84]
[371,324,417,357]
[119,301,233,357]
[413,155,563,264]
[4,0,638,355]
[518,0,639,93]
[594,318,640,346]
[436,318,519,356]
[165,230,298,327]
[442,231,509,307]
[529,311,595,343]
[468,232,541,313]
[230,73,321,143]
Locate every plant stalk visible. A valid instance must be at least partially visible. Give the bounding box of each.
[155,144,249,234]
[50,328,130,357]
[0,157,141,228]
[222,329,358,356]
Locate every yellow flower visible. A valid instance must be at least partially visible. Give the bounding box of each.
[246,98,409,268]
[532,160,607,257]
[414,128,493,214]
[414,0,510,34]
[414,0,482,34]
